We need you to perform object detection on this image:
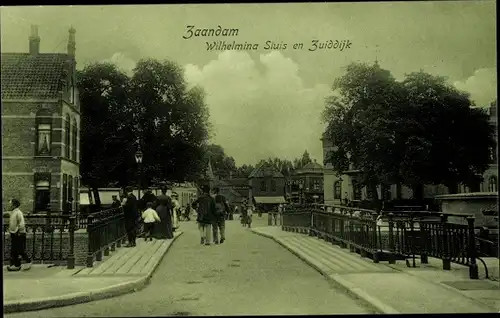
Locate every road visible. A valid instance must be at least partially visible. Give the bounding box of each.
[5,215,374,317]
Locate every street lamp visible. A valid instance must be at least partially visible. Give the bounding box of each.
[135,142,143,199]
[299,180,304,205]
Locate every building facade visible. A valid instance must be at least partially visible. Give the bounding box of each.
[287,160,324,203]
[2,26,81,214]
[248,162,286,210]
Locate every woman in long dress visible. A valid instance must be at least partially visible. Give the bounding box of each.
[154,188,174,239]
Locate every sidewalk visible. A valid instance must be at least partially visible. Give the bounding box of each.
[3,231,183,314]
[252,226,499,314]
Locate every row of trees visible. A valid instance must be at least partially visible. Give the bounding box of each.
[323,62,496,207]
[205,145,316,179]
[79,59,211,205]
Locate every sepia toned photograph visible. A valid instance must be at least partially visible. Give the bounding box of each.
[1,2,498,316]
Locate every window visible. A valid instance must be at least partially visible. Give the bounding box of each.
[353,182,362,200]
[313,180,321,191]
[271,180,277,192]
[260,180,267,192]
[35,109,52,156]
[488,176,498,192]
[37,124,52,155]
[367,186,373,200]
[34,173,51,212]
[334,181,342,199]
[65,115,71,158]
[68,175,73,202]
[72,118,78,161]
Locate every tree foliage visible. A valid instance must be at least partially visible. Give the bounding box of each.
[323,62,496,200]
[78,59,211,199]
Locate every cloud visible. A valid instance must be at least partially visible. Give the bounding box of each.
[102,52,136,76]
[453,67,497,107]
[185,51,330,166]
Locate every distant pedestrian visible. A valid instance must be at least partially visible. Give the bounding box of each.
[142,202,161,241]
[241,203,248,227]
[246,204,254,228]
[192,185,216,246]
[7,199,32,271]
[212,187,229,244]
[122,186,139,247]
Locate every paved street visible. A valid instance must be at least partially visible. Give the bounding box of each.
[4,216,374,317]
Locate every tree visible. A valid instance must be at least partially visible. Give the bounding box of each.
[78,59,211,205]
[203,144,237,179]
[236,164,255,178]
[127,59,210,185]
[322,62,495,206]
[78,63,135,206]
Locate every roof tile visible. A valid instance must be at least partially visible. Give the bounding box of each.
[1,53,68,99]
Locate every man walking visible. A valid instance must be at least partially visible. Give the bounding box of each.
[7,199,32,271]
[191,185,216,246]
[122,186,139,247]
[212,187,229,244]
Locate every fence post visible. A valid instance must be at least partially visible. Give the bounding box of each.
[67,216,76,269]
[420,220,429,264]
[441,214,451,270]
[348,211,355,253]
[372,213,380,263]
[86,215,95,268]
[309,211,314,236]
[467,216,479,279]
[388,213,395,264]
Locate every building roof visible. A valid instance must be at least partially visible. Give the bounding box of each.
[225,178,249,186]
[1,53,69,99]
[295,160,323,175]
[248,162,285,179]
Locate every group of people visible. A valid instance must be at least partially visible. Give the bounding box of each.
[116,186,184,247]
[191,185,231,245]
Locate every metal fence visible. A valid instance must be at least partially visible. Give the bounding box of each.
[86,206,128,267]
[3,215,77,269]
[281,204,487,279]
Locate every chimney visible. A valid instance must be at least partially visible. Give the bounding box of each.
[67,26,76,57]
[29,25,40,55]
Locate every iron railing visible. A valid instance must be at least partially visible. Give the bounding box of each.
[2,215,76,269]
[86,206,127,267]
[280,204,486,279]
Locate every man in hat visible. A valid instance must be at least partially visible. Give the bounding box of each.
[191,185,216,245]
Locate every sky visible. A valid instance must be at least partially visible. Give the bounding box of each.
[1,2,497,166]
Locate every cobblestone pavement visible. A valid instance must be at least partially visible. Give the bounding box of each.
[5,216,374,317]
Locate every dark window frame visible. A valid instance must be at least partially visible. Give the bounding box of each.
[35,110,53,156]
[271,179,277,192]
[34,172,51,213]
[72,118,78,161]
[65,115,71,158]
[260,180,267,192]
[334,181,342,199]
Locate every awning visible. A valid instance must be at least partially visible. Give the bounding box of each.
[254,196,286,204]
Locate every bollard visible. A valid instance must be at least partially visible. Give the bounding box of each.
[441,214,451,270]
[467,216,479,279]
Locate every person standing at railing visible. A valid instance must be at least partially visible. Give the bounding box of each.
[142,201,161,242]
[122,186,139,247]
[246,204,254,228]
[7,199,32,272]
[62,197,73,228]
[171,192,180,231]
[277,204,284,226]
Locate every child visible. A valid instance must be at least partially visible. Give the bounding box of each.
[246,204,254,228]
[142,201,161,241]
[7,199,31,271]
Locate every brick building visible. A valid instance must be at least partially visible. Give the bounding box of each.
[1,25,81,214]
[248,162,286,211]
[288,160,324,203]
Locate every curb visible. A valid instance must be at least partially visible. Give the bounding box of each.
[251,229,400,314]
[4,232,183,314]
[385,264,500,312]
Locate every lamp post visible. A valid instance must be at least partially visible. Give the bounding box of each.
[299,180,304,205]
[135,142,143,200]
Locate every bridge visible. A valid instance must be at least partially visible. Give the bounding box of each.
[3,205,499,316]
